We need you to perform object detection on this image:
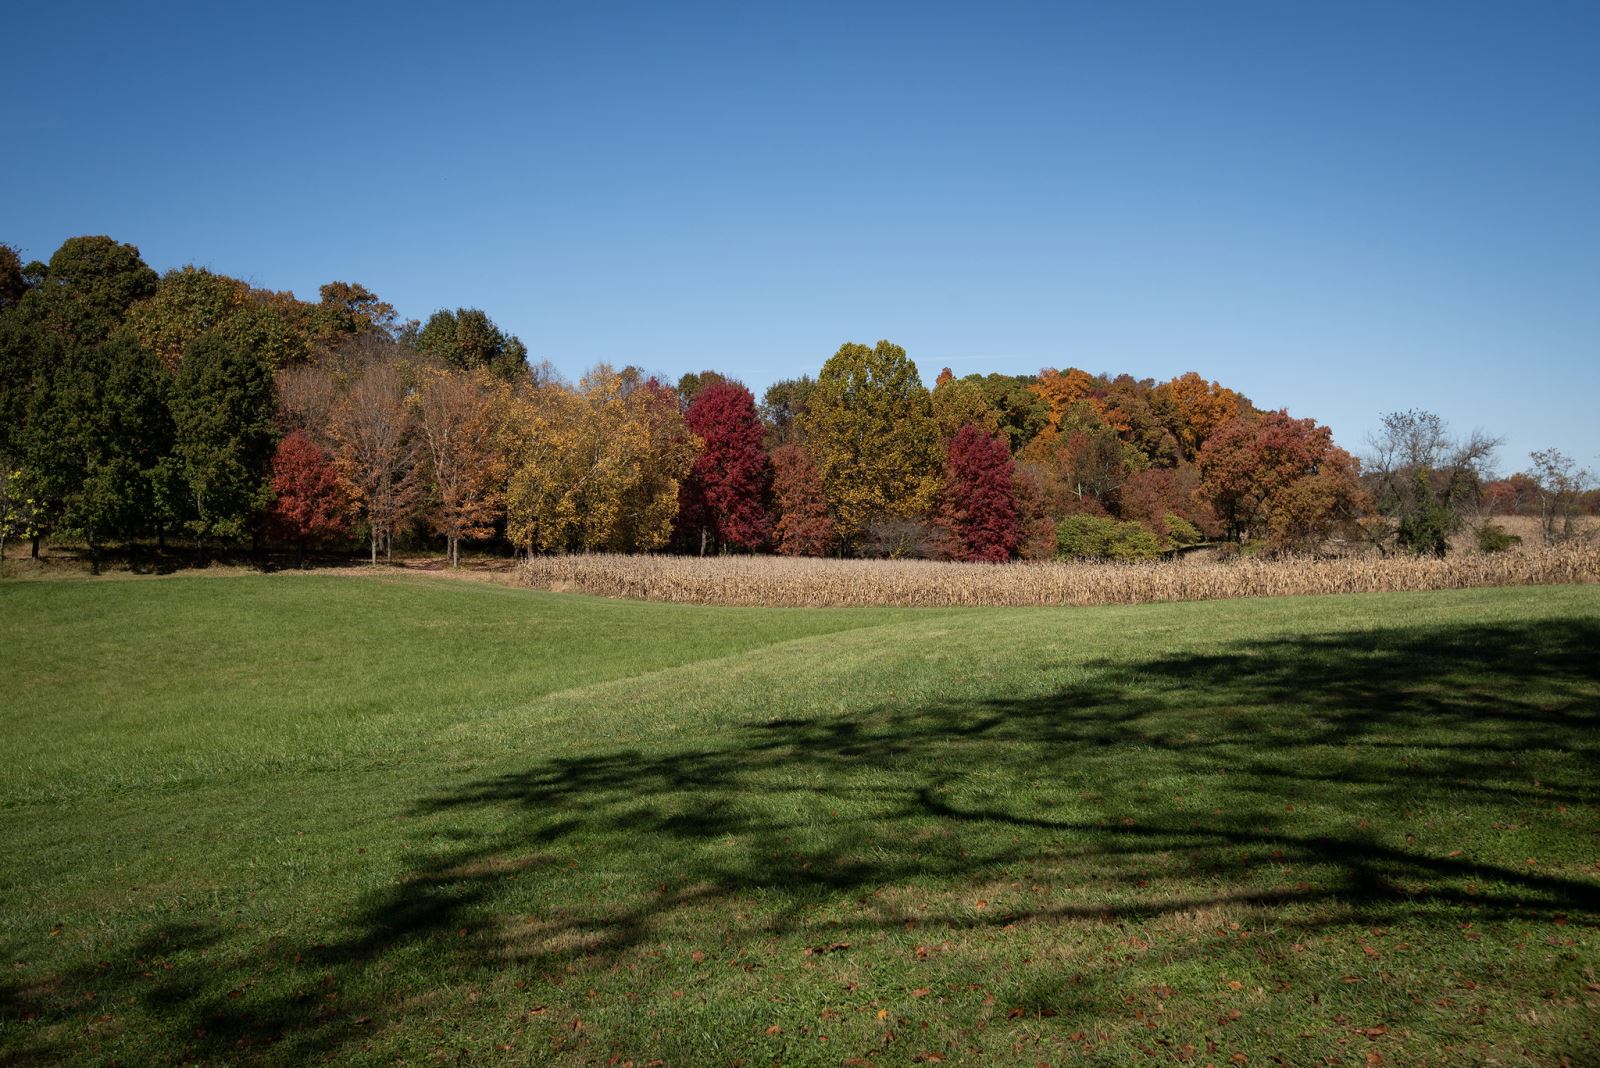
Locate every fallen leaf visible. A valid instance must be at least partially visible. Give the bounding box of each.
[765,1025,782,1035]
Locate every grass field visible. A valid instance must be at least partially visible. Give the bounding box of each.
[2,575,1597,1066]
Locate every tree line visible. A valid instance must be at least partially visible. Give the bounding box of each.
[0,235,1593,571]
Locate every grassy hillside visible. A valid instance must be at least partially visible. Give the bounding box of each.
[2,576,1597,1065]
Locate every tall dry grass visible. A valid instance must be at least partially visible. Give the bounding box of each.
[518,544,1600,608]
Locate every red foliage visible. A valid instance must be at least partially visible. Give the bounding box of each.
[1482,473,1541,516]
[1120,466,1219,539]
[936,424,1020,561]
[268,430,350,549]
[1198,411,1364,549]
[680,381,772,550]
[1010,464,1059,560]
[770,444,834,556]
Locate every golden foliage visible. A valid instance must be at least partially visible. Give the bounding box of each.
[503,366,699,553]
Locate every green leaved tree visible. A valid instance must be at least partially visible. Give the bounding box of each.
[168,335,277,562]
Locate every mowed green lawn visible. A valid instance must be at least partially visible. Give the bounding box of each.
[2,576,1597,1067]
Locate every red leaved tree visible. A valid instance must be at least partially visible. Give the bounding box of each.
[1198,410,1364,551]
[936,424,1019,561]
[770,444,834,556]
[679,381,772,552]
[268,430,350,564]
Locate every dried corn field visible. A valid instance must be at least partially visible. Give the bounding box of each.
[520,544,1600,608]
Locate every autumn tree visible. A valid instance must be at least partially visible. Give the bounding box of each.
[1482,473,1541,516]
[605,373,700,552]
[678,380,770,552]
[503,366,697,553]
[412,366,509,566]
[312,281,399,346]
[124,266,308,371]
[1152,372,1246,461]
[168,335,278,562]
[1100,374,1180,465]
[502,378,586,554]
[760,375,816,447]
[1364,410,1499,556]
[931,373,1001,441]
[676,370,728,411]
[1032,367,1096,428]
[802,340,941,546]
[267,430,350,563]
[964,372,1049,451]
[1018,400,1139,515]
[329,354,424,564]
[1198,410,1365,551]
[1010,463,1060,560]
[407,308,528,380]
[768,444,834,556]
[935,425,1019,561]
[1119,466,1217,543]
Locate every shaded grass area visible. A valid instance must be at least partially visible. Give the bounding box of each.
[2,577,1597,1066]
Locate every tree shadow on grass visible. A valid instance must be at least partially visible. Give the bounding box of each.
[7,617,1599,1063]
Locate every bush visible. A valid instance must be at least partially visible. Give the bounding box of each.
[1476,522,1522,554]
[1163,514,1203,548]
[1055,515,1162,561]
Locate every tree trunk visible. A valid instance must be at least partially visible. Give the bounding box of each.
[89,538,101,576]
[699,528,708,557]
[370,528,378,566]
[297,538,306,569]
[31,534,40,559]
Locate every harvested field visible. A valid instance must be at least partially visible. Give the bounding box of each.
[521,543,1600,607]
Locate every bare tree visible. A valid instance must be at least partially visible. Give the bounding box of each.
[1364,410,1499,556]
[329,356,423,564]
[1526,448,1595,546]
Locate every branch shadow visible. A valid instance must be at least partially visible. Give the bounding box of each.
[8,616,1598,1063]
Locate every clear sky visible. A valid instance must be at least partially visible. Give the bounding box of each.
[5,1,1597,472]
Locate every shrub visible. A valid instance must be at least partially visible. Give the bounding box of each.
[1476,521,1522,554]
[1055,515,1162,561]
[1163,513,1203,548]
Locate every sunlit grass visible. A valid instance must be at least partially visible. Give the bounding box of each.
[2,575,1597,1065]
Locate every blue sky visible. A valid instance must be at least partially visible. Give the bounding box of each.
[5,1,1597,471]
